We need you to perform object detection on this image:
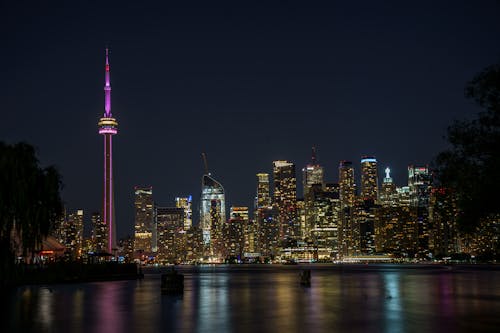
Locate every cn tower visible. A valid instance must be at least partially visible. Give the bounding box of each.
[98,48,118,255]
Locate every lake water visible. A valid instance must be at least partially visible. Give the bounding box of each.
[4,264,500,333]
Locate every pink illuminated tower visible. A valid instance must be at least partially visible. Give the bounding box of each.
[98,48,118,255]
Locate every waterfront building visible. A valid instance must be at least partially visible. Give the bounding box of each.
[310,183,341,260]
[408,165,432,256]
[226,207,248,260]
[257,206,279,259]
[134,186,154,256]
[97,48,118,254]
[56,209,84,260]
[186,225,203,263]
[273,160,298,242]
[156,206,185,264]
[429,188,460,256]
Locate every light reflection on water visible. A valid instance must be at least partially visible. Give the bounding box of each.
[5,264,500,333]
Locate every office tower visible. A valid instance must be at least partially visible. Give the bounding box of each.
[186,225,203,263]
[226,207,248,261]
[91,211,107,252]
[339,161,356,208]
[134,186,154,255]
[302,147,324,195]
[176,196,193,230]
[380,167,397,206]
[408,165,432,255]
[339,160,356,256]
[97,48,118,254]
[273,160,298,241]
[257,206,279,259]
[310,183,341,260]
[200,154,226,257]
[353,200,377,255]
[255,173,278,259]
[117,235,134,262]
[302,147,324,239]
[429,188,459,256]
[156,206,185,264]
[256,173,271,208]
[361,156,379,202]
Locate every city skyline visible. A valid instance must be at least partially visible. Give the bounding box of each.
[2,1,500,239]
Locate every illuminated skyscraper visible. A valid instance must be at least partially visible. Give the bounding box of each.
[273,160,298,241]
[339,161,356,208]
[156,206,185,264]
[408,165,432,255]
[227,206,248,260]
[134,186,154,255]
[339,160,356,256]
[200,154,226,257]
[361,156,379,202]
[56,209,84,260]
[302,147,324,239]
[98,48,118,254]
[380,167,397,206]
[176,196,193,230]
[91,211,107,252]
[256,173,271,208]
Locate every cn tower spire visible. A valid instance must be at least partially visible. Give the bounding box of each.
[104,48,112,117]
[98,47,118,256]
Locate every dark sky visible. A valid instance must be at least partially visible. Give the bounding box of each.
[1,1,500,239]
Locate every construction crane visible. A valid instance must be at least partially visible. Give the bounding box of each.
[201,152,209,175]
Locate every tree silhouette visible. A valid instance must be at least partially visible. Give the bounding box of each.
[0,142,63,286]
[435,63,500,233]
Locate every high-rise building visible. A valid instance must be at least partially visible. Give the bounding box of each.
[310,183,341,260]
[176,196,193,230]
[302,147,324,239]
[408,165,432,255]
[273,160,298,241]
[226,206,248,260]
[200,164,226,257]
[134,186,154,255]
[339,161,356,208]
[361,156,379,202]
[339,160,356,256]
[380,167,397,206]
[97,48,118,254]
[56,209,84,260]
[255,172,278,259]
[256,173,271,208]
[91,211,107,252]
[156,206,185,264]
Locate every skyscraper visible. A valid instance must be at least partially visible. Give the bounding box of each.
[176,196,193,230]
[339,161,356,208]
[339,160,356,256]
[361,156,379,202]
[302,147,324,239]
[255,173,271,208]
[134,186,154,255]
[408,165,432,255]
[98,48,118,254]
[273,160,298,241]
[200,155,226,257]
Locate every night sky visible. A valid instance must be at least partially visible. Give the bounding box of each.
[2,1,500,239]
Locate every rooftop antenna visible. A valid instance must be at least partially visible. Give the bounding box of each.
[311,146,317,165]
[201,152,209,175]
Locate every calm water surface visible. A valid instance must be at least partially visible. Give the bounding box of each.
[4,264,500,333]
